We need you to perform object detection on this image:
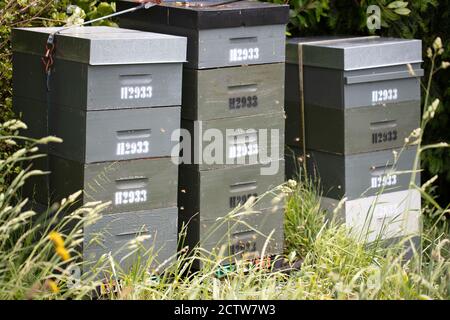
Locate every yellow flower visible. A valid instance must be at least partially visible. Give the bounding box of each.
[48,231,64,248]
[55,246,71,261]
[47,279,60,293]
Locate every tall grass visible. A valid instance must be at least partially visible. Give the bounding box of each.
[0,38,449,300]
[0,123,448,299]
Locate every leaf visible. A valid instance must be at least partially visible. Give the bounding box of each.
[394,7,411,15]
[97,2,114,16]
[289,9,298,18]
[387,1,409,9]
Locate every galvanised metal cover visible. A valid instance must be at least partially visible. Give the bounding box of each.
[12,26,186,110]
[321,189,421,243]
[286,36,422,70]
[83,207,177,274]
[117,1,288,69]
[14,96,180,163]
[286,146,419,200]
[26,156,178,214]
[182,63,285,120]
[285,37,423,109]
[181,112,284,171]
[285,100,420,154]
[178,160,285,223]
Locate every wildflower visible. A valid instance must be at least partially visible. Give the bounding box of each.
[2,119,27,130]
[271,196,282,205]
[68,190,83,203]
[392,150,398,161]
[410,128,421,138]
[279,186,293,194]
[433,37,442,51]
[36,136,63,144]
[406,63,416,76]
[128,234,152,249]
[136,234,152,243]
[46,279,60,293]
[11,148,27,159]
[56,246,71,261]
[421,175,438,191]
[288,250,297,262]
[442,61,450,69]
[4,139,16,145]
[426,47,433,58]
[431,98,440,111]
[243,195,256,210]
[333,197,347,215]
[287,179,297,188]
[48,231,64,248]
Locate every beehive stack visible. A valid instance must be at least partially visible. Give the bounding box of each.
[285,37,423,250]
[12,26,187,272]
[118,1,289,266]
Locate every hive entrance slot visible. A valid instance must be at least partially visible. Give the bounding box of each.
[229,181,257,193]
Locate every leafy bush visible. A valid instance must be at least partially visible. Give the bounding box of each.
[0,0,116,123]
[267,0,450,204]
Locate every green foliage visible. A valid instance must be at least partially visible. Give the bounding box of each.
[267,0,450,203]
[0,0,116,124]
[284,174,324,257]
[0,118,112,299]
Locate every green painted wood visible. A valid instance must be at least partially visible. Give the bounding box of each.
[83,207,178,274]
[178,161,285,268]
[182,63,285,120]
[181,112,284,171]
[286,62,422,110]
[286,100,420,154]
[23,155,178,214]
[13,96,181,163]
[286,146,419,201]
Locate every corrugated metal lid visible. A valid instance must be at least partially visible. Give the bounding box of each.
[12,26,187,65]
[118,0,289,30]
[286,36,422,70]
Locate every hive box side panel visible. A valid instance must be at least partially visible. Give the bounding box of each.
[197,25,286,69]
[321,189,421,243]
[344,147,418,199]
[86,63,183,110]
[83,207,178,274]
[84,106,181,163]
[183,63,285,120]
[12,52,88,107]
[198,160,285,220]
[181,113,285,171]
[303,100,420,154]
